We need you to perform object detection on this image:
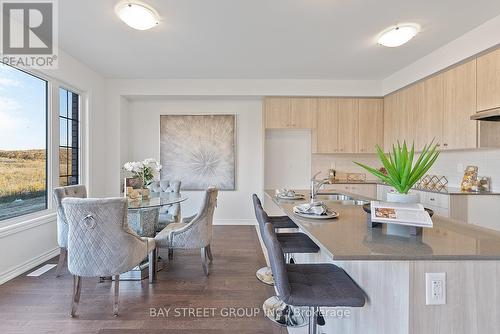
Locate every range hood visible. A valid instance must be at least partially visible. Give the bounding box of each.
[471,108,500,122]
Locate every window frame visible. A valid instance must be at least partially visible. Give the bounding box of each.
[58,88,81,187]
[0,65,87,228]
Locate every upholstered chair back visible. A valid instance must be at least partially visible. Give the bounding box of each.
[167,187,218,249]
[252,194,270,238]
[62,197,153,277]
[148,180,181,215]
[261,222,292,301]
[53,185,87,248]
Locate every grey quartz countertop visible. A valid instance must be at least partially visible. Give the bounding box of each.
[324,180,500,195]
[266,189,500,261]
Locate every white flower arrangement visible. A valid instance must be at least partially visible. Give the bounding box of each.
[123,158,162,187]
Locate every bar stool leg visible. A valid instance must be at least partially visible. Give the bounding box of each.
[308,306,319,334]
[262,296,309,328]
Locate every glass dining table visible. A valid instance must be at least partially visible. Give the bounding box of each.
[120,192,188,281]
[127,192,188,238]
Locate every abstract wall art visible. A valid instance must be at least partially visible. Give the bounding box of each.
[160,115,236,190]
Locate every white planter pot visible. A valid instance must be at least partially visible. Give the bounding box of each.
[387,191,419,204]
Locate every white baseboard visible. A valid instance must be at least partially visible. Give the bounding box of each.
[0,247,59,285]
[214,218,256,225]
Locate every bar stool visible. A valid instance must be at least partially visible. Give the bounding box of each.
[253,194,320,328]
[252,194,298,285]
[252,195,317,286]
[261,222,366,334]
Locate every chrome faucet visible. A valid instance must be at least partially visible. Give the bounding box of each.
[310,171,330,202]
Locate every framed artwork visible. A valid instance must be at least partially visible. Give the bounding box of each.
[160,115,236,190]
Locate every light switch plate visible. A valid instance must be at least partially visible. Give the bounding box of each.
[426,272,446,305]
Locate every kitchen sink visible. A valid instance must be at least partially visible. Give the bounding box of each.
[316,193,353,201]
[316,193,369,206]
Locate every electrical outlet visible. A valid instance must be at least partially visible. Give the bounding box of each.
[426,273,446,305]
[457,163,464,173]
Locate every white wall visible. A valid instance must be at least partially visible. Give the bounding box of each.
[0,50,107,284]
[264,130,311,189]
[124,97,263,224]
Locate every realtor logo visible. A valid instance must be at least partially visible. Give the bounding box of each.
[1,0,58,68]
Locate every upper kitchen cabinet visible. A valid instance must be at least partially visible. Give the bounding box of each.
[443,60,478,150]
[477,48,500,112]
[418,75,444,150]
[358,99,384,153]
[383,92,400,149]
[263,97,316,129]
[263,97,290,128]
[314,98,340,153]
[289,97,317,128]
[384,85,419,150]
[337,99,359,153]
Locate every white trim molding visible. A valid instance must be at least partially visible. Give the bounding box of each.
[0,212,56,239]
[0,247,59,285]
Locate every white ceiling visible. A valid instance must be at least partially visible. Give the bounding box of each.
[60,0,500,79]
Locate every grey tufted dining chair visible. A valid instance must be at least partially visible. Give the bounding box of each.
[52,185,87,277]
[148,180,182,231]
[155,187,218,276]
[62,197,156,317]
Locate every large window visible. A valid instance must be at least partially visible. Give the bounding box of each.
[0,65,48,221]
[0,65,83,223]
[59,88,80,186]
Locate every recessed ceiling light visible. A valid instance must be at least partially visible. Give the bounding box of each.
[115,1,160,31]
[377,24,420,47]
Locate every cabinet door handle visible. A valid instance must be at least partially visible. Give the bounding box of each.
[430,198,435,202]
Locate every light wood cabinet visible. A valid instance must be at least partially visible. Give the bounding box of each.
[314,98,339,153]
[443,60,478,150]
[313,98,383,154]
[418,75,444,150]
[337,99,359,153]
[477,48,500,112]
[263,97,290,128]
[383,92,400,149]
[289,97,317,128]
[264,97,316,129]
[359,99,384,153]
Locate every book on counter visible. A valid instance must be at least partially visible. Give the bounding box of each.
[370,201,433,228]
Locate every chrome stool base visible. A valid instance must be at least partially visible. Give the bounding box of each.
[256,266,274,285]
[262,296,309,328]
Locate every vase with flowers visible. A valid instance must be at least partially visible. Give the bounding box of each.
[123,158,162,199]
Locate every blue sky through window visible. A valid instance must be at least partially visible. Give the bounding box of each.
[0,64,47,150]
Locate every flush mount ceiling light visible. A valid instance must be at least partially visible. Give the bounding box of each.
[115,1,160,30]
[377,24,420,47]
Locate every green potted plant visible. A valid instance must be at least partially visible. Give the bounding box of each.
[354,141,440,203]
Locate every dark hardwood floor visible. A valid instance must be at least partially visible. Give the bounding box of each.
[0,226,286,334]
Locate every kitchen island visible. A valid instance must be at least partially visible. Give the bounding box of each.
[265,189,500,334]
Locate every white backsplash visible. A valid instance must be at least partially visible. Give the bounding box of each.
[312,149,500,192]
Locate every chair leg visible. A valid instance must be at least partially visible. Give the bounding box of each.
[113,275,119,316]
[148,248,157,283]
[168,249,174,260]
[308,306,318,334]
[70,275,82,317]
[56,247,67,277]
[206,244,213,263]
[200,247,209,276]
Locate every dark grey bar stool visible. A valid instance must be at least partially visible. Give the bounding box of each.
[252,195,318,286]
[253,194,321,328]
[261,222,366,334]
